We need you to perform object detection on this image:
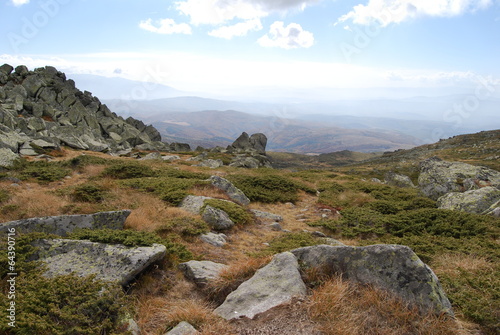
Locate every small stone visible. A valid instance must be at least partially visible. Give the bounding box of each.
[269,222,282,231]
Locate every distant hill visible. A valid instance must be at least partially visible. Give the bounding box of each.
[148,110,420,153]
[268,129,500,171]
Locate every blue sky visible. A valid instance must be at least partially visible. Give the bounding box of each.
[1,0,499,98]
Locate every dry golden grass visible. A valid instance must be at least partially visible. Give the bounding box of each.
[134,278,234,335]
[431,253,494,276]
[308,277,471,335]
[0,182,73,221]
[124,194,197,232]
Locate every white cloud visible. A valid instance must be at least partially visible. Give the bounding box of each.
[175,0,267,25]
[11,0,30,6]
[139,18,192,34]
[258,21,314,49]
[208,19,263,39]
[4,53,496,99]
[175,0,320,25]
[337,0,494,27]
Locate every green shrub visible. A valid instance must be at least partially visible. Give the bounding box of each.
[384,208,492,238]
[228,174,313,203]
[0,271,129,335]
[0,189,9,203]
[0,232,58,279]
[202,199,253,225]
[402,197,437,210]
[68,228,192,263]
[378,235,499,265]
[346,181,417,201]
[101,163,156,179]
[155,217,209,237]
[122,177,206,206]
[71,184,106,203]
[337,207,388,238]
[439,268,499,334]
[158,167,210,180]
[366,200,403,215]
[317,181,345,193]
[19,161,70,182]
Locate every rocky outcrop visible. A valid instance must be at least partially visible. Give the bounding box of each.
[0,64,167,156]
[178,260,228,287]
[384,171,415,188]
[229,132,267,154]
[227,132,272,168]
[291,244,453,315]
[165,321,198,335]
[0,210,131,236]
[179,195,213,214]
[437,186,500,214]
[209,175,250,206]
[170,142,191,152]
[214,252,307,320]
[30,239,166,286]
[201,206,234,231]
[418,157,500,200]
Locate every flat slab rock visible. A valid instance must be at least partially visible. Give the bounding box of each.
[291,244,453,315]
[0,210,131,236]
[209,175,250,205]
[178,260,228,287]
[30,239,166,286]
[214,252,307,320]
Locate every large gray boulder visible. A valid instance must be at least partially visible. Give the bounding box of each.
[179,195,213,214]
[201,205,234,231]
[165,321,198,335]
[178,260,228,287]
[209,175,250,206]
[0,210,131,236]
[0,147,19,167]
[437,186,500,214]
[418,157,500,200]
[214,252,307,320]
[291,244,453,315]
[384,171,415,188]
[30,239,166,286]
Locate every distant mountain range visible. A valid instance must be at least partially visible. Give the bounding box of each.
[145,110,419,153]
[68,74,500,153]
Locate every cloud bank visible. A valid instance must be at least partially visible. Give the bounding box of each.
[337,0,494,26]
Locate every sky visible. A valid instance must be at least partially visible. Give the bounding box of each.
[1,0,500,99]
